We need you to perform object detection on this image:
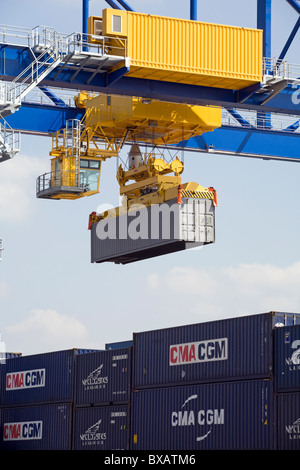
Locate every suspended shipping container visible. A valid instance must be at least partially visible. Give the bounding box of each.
[131,379,274,450]
[91,197,215,264]
[74,348,132,407]
[0,403,72,450]
[89,9,263,90]
[72,405,130,450]
[133,312,300,389]
[0,349,97,406]
[274,325,300,392]
[276,392,300,450]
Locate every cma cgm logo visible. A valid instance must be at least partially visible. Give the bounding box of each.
[171,395,224,443]
[170,338,228,366]
[6,369,46,390]
[4,421,42,441]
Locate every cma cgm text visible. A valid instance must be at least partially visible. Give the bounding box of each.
[6,369,46,390]
[169,339,228,366]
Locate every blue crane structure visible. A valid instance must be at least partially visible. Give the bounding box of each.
[0,0,300,163]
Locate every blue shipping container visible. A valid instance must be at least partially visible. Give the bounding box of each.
[274,325,300,392]
[276,392,300,450]
[0,403,72,450]
[0,349,97,406]
[72,405,130,450]
[74,348,132,406]
[133,312,298,389]
[105,340,133,350]
[131,379,274,450]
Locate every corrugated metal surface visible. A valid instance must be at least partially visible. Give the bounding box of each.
[133,312,289,389]
[0,352,22,365]
[74,348,132,406]
[0,349,95,406]
[72,405,130,450]
[274,325,300,392]
[131,379,274,450]
[0,403,72,450]
[91,197,215,264]
[102,9,262,90]
[105,340,133,350]
[276,392,300,450]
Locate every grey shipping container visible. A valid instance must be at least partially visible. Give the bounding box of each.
[74,348,132,406]
[131,379,274,450]
[276,392,300,450]
[0,349,97,406]
[72,405,130,450]
[0,403,72,450]
[274,325,300,392]
[133,312,300,389]
[91,197,215,264]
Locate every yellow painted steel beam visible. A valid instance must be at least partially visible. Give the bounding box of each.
[89,9,263,90]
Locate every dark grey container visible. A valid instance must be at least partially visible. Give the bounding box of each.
[0,403,72,450]
[131,379,274,450]
[72,404,130,450]
[0,349,97,406]
[74,348,132,406]
[276,392,300,450]
[133,312,300,389]
[105,340,133,350]
[274,325,300,392]
[91,197,215,264]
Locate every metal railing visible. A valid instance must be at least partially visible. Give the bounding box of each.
[0,26,64,110]
[0,24,127,113]
[21,87,78,107]
[222,108,300,133]
[36,170,89,196]
[0,119,20,156]
[0,24,127,58]
[263,57,300,82]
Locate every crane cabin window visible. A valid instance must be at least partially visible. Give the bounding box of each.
[80,159,101,192]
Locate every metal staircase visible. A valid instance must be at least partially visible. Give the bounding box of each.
[0,27,63,116]
[0,119,20,162]
[0,24,128,162]
[0,26,63,160]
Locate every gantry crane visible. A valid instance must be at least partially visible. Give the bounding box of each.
[0,0,299,263]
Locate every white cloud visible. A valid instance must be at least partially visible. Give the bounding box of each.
[0,153,47,222]
[0,281,10,299]
[146,262,300,323]
[4,308,90,355]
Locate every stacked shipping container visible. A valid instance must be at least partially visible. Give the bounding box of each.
[0,349,97,449]
[72,348,132,450]
[131,312,300,450]
[0,312,299,450]
[274,325,300,449]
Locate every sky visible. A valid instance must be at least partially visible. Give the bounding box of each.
[0,0,300,355]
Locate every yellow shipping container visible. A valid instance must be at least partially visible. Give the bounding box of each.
[89,9,263,90]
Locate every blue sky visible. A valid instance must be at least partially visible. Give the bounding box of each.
[0,0,300,355]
